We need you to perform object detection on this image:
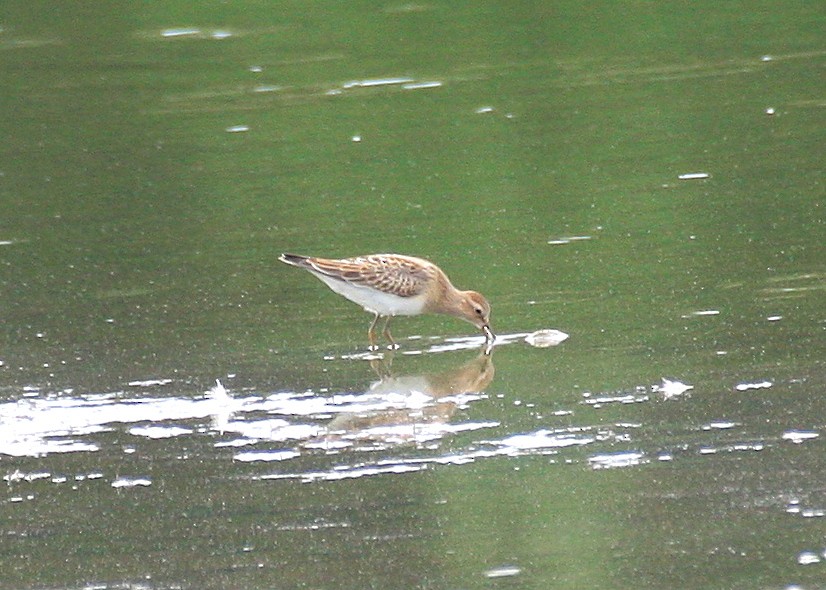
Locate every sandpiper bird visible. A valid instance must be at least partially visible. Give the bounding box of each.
[279,253,494,350]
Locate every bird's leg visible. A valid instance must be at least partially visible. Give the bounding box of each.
[367,313,381,351]
[369,354,394,378]
[382,316,399,350]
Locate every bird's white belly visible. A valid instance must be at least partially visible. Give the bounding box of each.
[317,275,427,316]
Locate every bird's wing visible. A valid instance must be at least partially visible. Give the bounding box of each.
[306,255,434,298]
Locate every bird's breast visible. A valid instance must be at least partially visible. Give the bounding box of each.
[316,275,428,316]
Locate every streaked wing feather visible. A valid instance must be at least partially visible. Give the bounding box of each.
[307,255,433,298]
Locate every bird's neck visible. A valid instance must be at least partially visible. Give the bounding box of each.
[426,277,465,317]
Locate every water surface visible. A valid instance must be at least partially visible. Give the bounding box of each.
[1,2,824,589]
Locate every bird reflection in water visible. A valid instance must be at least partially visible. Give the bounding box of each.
[316,348,495,448]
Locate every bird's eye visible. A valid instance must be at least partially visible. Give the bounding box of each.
[475,307,484,315]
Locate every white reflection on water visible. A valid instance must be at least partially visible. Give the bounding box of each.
[0,353,497,461]
[588,451,647,470]
[111,477,152,489]
[256,422,618,483]
[0,383,488,458]
[3,352,635,483]
[0,385,250,457]
[3,350,794,485]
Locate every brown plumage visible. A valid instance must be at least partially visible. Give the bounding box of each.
[280,253,494,350]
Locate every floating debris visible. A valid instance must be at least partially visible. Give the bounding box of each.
[475,106,495,114]
[702,421,738,430]
[111,477,152,489]
[341,77,414,89]
[225,125,250,133]
[655,378,693,399]
[765,107,776,115]
[161,28,201,38]
[402,81,442,90]
[782,430,819,444]
[678,172,710,180]
[330,77,441,95]
[735,380,772,391]
[801,508,825,518]
[524,329,569,348]
[484,566,521,579]
[497,430,593,451]
[682,309,720,318]
[589,451,646,470]
[582,390,649,408]
[160,28,233,40]
[730,442,765,452]
[234,450,301,463]
[797,551,821,565]
[3,471,51,484]
[547,235,592,245]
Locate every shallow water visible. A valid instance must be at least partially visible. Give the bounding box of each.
[2,2,825,589]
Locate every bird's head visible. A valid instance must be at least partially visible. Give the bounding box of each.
[459,291,494,342]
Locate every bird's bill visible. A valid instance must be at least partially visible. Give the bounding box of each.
[482,324,495,342]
